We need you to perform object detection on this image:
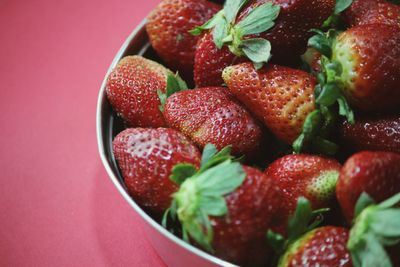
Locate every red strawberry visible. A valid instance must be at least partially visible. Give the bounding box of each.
[112,128,201,216]
[336,151,400,223]
[146,0,220,78]
[223,63,316,144]
[331,24,400,112]
[194,33,246,87]
[106,56,172,127]
[278,226,352,267]
[265,154,341,216]
[238,0,335,62]
[344,0,400,27]
[193,0,335,87]
[168,158,283,266]
[163,87,265,158]
[339,115,400,153]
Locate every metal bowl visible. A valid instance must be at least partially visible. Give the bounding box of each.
[96,10,238,267]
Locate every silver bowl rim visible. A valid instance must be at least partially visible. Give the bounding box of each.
[96,19,238,267]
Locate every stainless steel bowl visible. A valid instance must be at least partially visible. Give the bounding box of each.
[96,16,238,267]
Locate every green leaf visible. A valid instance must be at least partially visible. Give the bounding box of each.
[292,134,306,154]
[190,10,224,36]
[361,234,392,267]
[158,73,188,113]
[241,38,271,66]
[388,0,400,4]
[200,145,234,172]
[236,2,280,36]
[337,96,355,124]
[311,136,339,156]
[196,161,245,197]
[308,32,332,58]
[335,0,353,14]
[224,0,249,23]
[378,192,400,209]
[266,230,286,253]
[201,144,218,167]
[170,164,197,185]
[316,82,341,106]
[371,209,400,237]
[199,196,227,216]
[213,18,230,49]
[354,192,375,218]
[288,197,313,242]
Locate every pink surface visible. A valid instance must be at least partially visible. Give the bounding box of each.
[0,0,166,266]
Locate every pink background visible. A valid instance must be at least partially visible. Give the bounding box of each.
[0,0,166,266]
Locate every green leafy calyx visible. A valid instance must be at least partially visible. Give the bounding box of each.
[323,0,354,28]
[158,72,188,113]
[348,192,400,267]
[293,29,354,155]
[163,144,245,252]
[191,0,280,69]
[267,197,329,258]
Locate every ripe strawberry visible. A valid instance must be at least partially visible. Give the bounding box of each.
[106,56,172,127]
[238,0,335,62]
[336,151,400,223]
[112,128,201,216]
[193,0,334,87]
[278,226,352,267]
[339,115,400,153]
[331,24,400,112]
[165,145,284,266]
[146,0,220,79]
[163,87,264,158]
[223,63,316,144]
[344,0,400,27]
[265,154,341,216]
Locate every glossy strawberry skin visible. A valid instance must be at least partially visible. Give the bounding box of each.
[194,33,246,87]
[333,24,400,112]
[223,63,316,144]
[146,0,220,78]
[211,166,284,266]
[164,87,265,158]
[280,226,352,267]
[339,115,400,153]
[106,56,170,127]
[238,0,335,63]
[336,151,400,223]
[344,0,400,27]
[112,128,201,216]
[265,154,341,215]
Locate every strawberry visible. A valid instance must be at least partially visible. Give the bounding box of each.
[222,63,316,145]
[164,145,283,266]
[146,0,220,79]
[339,115,400,153]
[278,226,352,267]
[336,151,400,223]
[330,23,400,112]
[106,56,173,127]
[238,0,335,62]
[193,0,334,87]
[344,0,400,27]
[112,127,201,216]
[265,154,341,216]
[163,86,264,158]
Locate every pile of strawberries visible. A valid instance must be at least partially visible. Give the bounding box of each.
[105,0,400,266]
